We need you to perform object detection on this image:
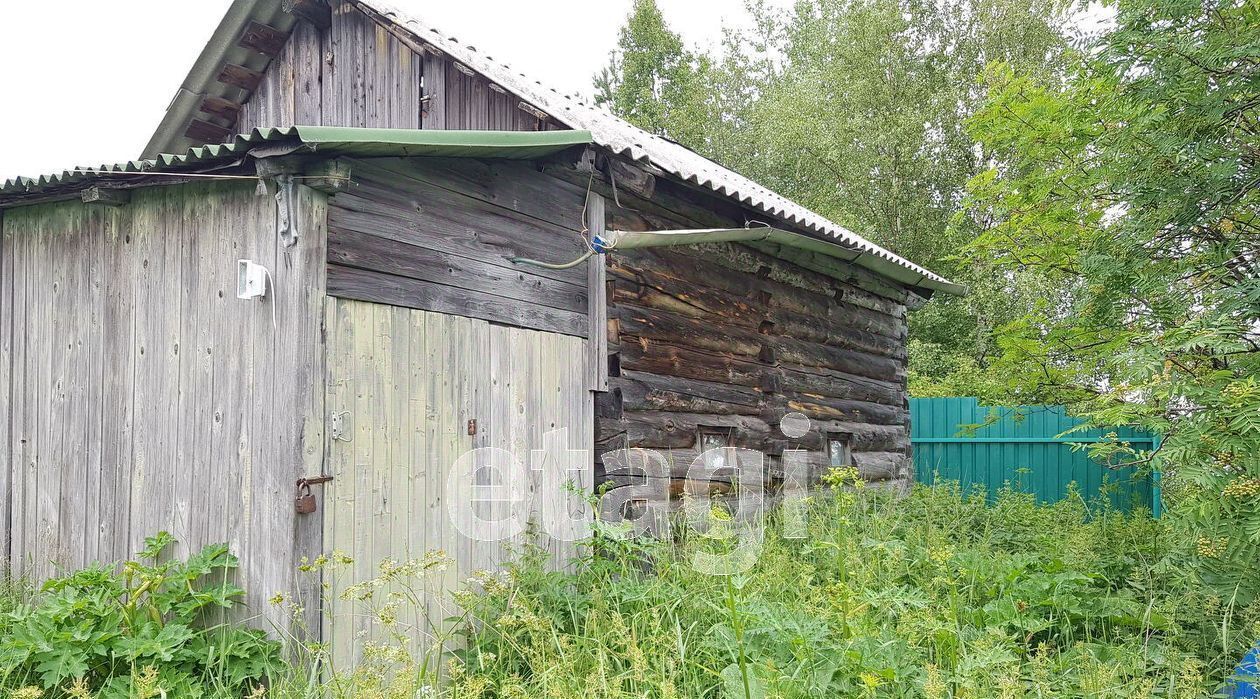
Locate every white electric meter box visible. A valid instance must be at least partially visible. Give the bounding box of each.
[237,260,268,299]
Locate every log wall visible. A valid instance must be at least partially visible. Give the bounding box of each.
[599,246,912,487]
[577,158,917,502]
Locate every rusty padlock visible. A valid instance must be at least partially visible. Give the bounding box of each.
[296,481,317,514]
[295,476,333,515]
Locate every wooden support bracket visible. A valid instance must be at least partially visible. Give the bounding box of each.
[517,101,550,122]
[217,63,264,91]
[283,0,332,30]
[81,186,131,207]
[184,118,233,144]
[199,96,243,122]
[253,155,304,179]
[303,159,353,194]
[238,20,289,57]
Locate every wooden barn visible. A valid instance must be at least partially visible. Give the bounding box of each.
[0,0,961,654]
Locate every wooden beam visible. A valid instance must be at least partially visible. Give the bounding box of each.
[302,159,352,194]
[587,192,609,392]
[217,63,264,92]
[594,153,655,200]
[422,52,446,129]
[283,0,331,30]
[184,119,233,144]
[80,186,131,207]
[238,20,289,57]
[199,96,242,121]
[518,101,550,122]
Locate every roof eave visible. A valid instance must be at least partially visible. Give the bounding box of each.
[3,127,596,208]
[142,0,293,160]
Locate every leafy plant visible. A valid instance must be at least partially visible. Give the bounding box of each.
[961,0,1260,600]
[0,533,280,697]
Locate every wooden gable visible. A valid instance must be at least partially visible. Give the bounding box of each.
[175,0,557,144]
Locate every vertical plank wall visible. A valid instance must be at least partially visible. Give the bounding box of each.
[235,0,546,135]
[322,298,593,666]
[0,182,328,633]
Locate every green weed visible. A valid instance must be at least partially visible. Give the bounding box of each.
[440,476,1255,697]
[0,533,280,698]
[2,481,1253,698]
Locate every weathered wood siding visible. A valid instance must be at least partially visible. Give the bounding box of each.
[579,161,916,500]
[599,245,912,490]
[236,0,548,134]
[325,156,591,336]
[322,298,592,665]
[0,182,328,632]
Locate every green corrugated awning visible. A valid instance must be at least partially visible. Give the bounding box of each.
[287,126,593,158]
[1,127,594,203]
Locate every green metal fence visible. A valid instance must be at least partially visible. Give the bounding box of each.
[910,397,1159,513]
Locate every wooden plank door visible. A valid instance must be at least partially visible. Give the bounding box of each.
[321,299,593,667]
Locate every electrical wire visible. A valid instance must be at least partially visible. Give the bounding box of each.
[508,249,594,270]
[70,170,262,180]
[66,168,353,183]
[510,170,601,269]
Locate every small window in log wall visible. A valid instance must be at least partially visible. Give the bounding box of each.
[699,427,734,472]
[828,433,853,470]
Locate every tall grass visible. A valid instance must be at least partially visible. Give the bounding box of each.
[3,476,1256,697]
[430,474,1254,697]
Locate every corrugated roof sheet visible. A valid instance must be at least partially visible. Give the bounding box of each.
[1,126,593,201]
[349,0,961,295]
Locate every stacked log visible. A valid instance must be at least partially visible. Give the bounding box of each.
[598,244,915,504]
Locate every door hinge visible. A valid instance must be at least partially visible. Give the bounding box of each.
[331,410,353,442]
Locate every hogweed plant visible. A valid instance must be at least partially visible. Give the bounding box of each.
[0,533,280,698]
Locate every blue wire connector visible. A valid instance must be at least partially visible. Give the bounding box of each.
[592,233,615,254]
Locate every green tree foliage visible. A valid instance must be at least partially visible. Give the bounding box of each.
[594,0,716,147]
[962,0,1260,598]
[596,0,1072,394]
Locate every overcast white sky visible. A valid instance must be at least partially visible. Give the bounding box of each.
[0,0,786,180]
